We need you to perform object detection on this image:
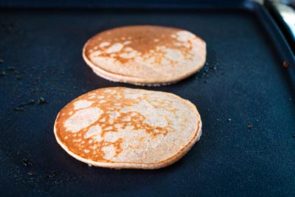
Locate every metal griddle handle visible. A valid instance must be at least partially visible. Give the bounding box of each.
[267,0,295,47]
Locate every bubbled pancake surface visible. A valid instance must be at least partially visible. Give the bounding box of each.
[54,87,202,169]
[83,25,206,86]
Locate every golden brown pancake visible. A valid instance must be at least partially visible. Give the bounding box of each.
[83,25,206,86]
[54,87,202,169]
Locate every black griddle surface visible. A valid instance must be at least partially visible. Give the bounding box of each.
[0,3,294,196]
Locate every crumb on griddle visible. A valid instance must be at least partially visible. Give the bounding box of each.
[14,106,25,111]
[17,99,35,107]
[227,118,232,122]
[204,66,209,73]
[27,99,35,105]
[14,96,48,111]
[16,75,22,80]
[7,66,16,71]
[46,171,57,179]
[195,62,217,79]
[0,70,7,76]
[247,123,253,129]
[22,158,32,167]
[38,97,47,104]
[282,61,289,69]
[0,66,23,80]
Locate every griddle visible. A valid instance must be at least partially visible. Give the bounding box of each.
[0,0,294,196]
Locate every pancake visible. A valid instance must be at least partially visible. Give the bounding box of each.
[54,87,202,169]
[83,25,206,86]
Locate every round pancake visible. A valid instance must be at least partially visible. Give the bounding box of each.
[83,25,206,86]
[54,87,202,169]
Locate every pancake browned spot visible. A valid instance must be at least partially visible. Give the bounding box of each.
[83,25,206,86]
[54,87,202,169]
